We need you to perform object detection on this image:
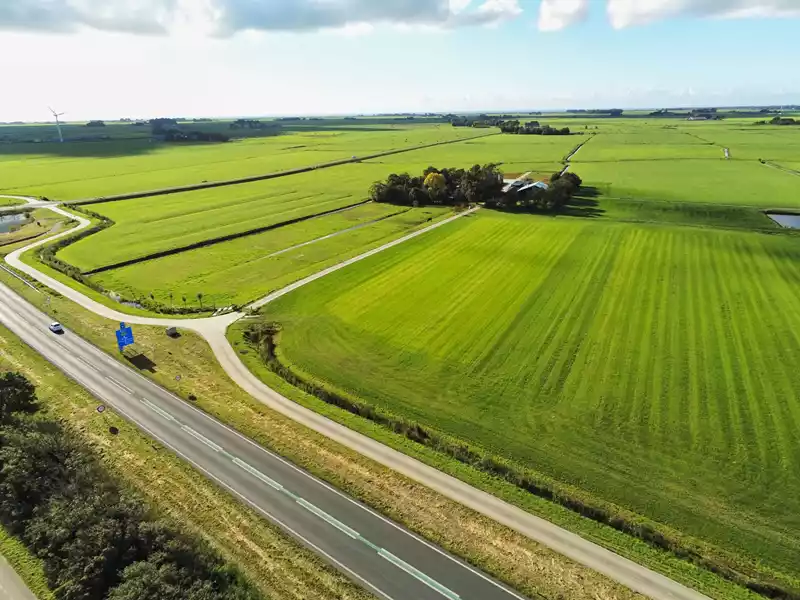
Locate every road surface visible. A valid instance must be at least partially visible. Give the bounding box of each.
[1,196,713,600]
[0,554,36,600]
[0,282,523,600]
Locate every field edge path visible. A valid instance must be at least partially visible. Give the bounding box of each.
[2,196,713,600]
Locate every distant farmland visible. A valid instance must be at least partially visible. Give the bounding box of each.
[0,123,484,201]
[261,210,800,592]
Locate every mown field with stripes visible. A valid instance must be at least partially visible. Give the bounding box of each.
[263,210,800,590]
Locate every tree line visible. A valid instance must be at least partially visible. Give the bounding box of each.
[0,372,261,600]
[756,116,800,126]
[369,164,505,207]
[498,120,571,135]
[368,165,583,213]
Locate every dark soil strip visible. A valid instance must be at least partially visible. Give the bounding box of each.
[83,200,372,275]
[243,323,800,600]
[70,133,500,206]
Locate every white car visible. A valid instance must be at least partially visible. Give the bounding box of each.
[48,322,64,334]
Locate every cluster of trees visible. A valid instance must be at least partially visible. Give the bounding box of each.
[488,171,583,212]
[229,119,273,130]
[0,372,260,600]
[162,130,229,143]
[449,114,505,128]
[499,120,571,135]
[369,164,504,207]
[85,120,106,127]
[567,109,624,116]
[756,116,800,126]
[147,119,229,142]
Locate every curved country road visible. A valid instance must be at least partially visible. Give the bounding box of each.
[0,194,711,600]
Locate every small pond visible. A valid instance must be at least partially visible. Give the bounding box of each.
[0,213,29,234]
[767,213,800,229]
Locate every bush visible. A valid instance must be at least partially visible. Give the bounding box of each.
[0,373,261,600]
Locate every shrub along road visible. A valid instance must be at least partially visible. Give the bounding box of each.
[1,195,712,600]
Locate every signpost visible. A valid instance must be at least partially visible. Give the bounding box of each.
[115,322,135,353]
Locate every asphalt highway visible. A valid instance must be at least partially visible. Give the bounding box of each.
[0,282,525,600]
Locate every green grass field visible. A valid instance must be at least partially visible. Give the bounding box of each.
[0,123,482,201]
[364,133,576,174]
[58,163,388,270]
[574,158,800,207]
[260,210,800,590]
[57,129,577,273]
[92,204,450,307]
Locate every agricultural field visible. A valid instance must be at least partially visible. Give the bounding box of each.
[0,122,483,201]
[92,204,450,308]
[260,209,800,590]
[364,133,577,175]
[682,126,800,162]
[574,155,800,207]
[57,130,582,273]
[58,162,387,271]
[575,130,723,162]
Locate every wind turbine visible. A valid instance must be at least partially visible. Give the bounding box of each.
[49,107,65,142]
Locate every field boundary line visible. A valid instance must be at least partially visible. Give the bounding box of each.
[67,132,500,206]
[762,160,800,178]
[82,200,373,275]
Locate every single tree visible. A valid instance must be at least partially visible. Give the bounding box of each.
[197,293,203,309]
[0,372,38,422]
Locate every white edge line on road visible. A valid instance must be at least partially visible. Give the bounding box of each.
[77,356,99,371]
[296,497,361,540]
[378,548,461,600]
[141,398,176,422]
[105,376,133,394]
[232,457,284,492]
[181,425,224,453]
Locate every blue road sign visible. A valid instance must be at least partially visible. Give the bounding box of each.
[116,322,135,352]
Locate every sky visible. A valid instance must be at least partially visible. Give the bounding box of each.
[0,0,798,121]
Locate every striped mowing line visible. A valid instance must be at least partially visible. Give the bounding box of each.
[142,399,177,422]
[232,457,284,492]
[378,548,461,600]
[296,498,360,539]
[182,425,223,453]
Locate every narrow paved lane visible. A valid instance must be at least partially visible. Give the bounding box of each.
[0,554,36,600]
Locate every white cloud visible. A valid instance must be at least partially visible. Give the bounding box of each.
[538,0,589,31]
[0,0,181,34]
[607,0,800,29]
[0,0,523,36]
